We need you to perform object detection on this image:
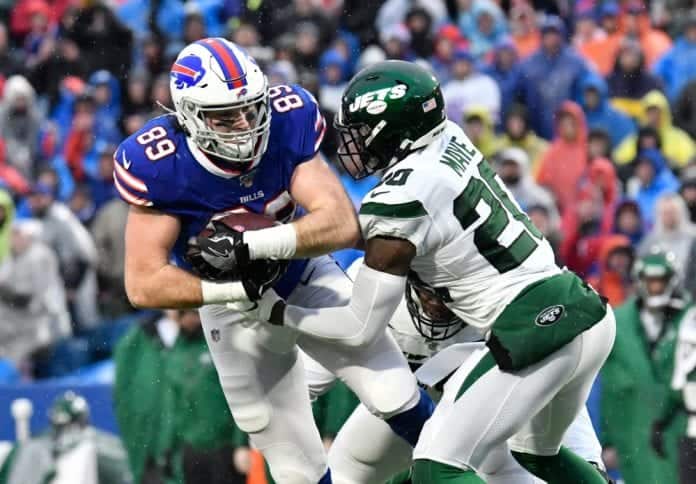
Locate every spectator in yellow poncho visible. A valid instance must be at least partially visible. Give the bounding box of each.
[613,90,696,170]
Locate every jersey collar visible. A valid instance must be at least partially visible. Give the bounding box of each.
[185,137,239,179]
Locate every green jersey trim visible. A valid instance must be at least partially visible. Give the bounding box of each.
[455,351,496,401]
[360,200,428,218]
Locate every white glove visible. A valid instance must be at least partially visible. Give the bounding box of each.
[226,289,286,325]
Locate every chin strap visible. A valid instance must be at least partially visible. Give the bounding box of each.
[156,101,176,115]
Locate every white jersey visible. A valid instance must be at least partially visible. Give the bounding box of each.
[359,121,560,330]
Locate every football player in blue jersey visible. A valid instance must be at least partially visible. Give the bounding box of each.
[115,38,433,484]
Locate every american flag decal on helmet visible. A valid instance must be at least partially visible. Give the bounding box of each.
[422,98,437,113]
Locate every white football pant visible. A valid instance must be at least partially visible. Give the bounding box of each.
[199,255,420,484]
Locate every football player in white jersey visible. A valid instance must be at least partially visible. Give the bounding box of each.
[236,60,616,483]
[314,257,610,484]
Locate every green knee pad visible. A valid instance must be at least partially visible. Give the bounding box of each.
[511,446,608,484]
[411,459,484,484]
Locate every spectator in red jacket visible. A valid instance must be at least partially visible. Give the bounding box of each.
[587,235,635,307]
[537,101,589,213]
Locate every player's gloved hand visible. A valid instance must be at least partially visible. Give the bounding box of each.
[227,289,287,325]
[650,419,667,458]
[239,258,289,301]
[196,221,250,275]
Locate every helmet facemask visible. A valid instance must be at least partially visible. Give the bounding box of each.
[334,114,390,179]
[405,276,465,341]
[638,273,679,309]
[179,85,271,173]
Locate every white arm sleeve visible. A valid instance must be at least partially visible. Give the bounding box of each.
[283,263,406,347]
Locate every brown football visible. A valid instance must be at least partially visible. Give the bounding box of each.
[202,211,278,236]
[186,211,280,281]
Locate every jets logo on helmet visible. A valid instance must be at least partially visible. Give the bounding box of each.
[169,37,270,175]
[335,60,447,179]
[171,55,206,89]
[348,85,408,114]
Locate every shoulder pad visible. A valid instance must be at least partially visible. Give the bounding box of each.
[269,84,326,161]
[113,117,179,207]
[361,167,426,216]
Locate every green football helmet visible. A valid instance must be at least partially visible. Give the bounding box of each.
[633,250,680,309]
[335,60,447,179]
[49,391,90,430]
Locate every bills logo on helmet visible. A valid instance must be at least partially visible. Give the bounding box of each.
[171,55,206,89]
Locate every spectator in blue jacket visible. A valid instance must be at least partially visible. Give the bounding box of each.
[517,15,590,139]
[468,1,507,61]
[318,49,349,114]
[580,72,636,148]
[627,148,680,228]
[653,13,696,102]
[87,70,122,144]
[484,38,521,130]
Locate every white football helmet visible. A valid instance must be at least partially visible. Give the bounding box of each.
[170,37,270,174]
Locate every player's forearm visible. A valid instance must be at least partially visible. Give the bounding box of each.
[244,205,360,260]
[277,265,405,347]
[126,264,204,309]
[127,264,252,309]
[293,205,361,257]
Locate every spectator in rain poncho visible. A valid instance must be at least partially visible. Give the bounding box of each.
[87,70,122,144]
[0,218,70,370]
[627,149,681,228]
[27,182,99,330]
[467,1,507,61]
[497,104,549,177]
[517,15,590,139]
[0,75,43,179]
[613,199,645,246]
[639,194,696,278]
[579,72,636,149]
[614,90,696,170]
[462,105,503,159]
[587,235,635,307]
[653,13,696,102]
[536,101,589,213]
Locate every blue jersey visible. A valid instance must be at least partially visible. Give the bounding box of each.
[113,84,327,297]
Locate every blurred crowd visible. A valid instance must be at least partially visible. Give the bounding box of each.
[1,0,696,482]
